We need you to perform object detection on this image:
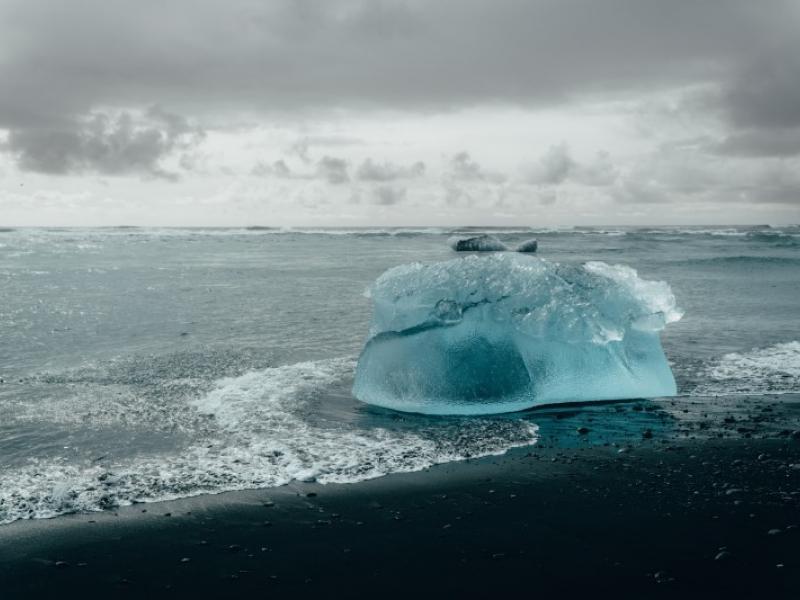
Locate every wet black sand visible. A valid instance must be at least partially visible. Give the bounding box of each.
[1,430,799,599]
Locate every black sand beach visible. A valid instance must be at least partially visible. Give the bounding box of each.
[2,396,799,599]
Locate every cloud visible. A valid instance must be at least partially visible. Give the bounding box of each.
[448,152,506,183]
[694,42,800,158]
[2,0,796,126]
[273,159,292,178]
[251,159,293,178]
[316,156,349,184]
[524,143,574,185]
[723,49,800,131]
[1,0,798,223]
[524,145,618,187]
[252,155,359,185]
[4,106,203,179]
[449,152,483,181]
[439,151,510,209]
[611,178,670,204]
[575,151,619,186]
[709,129,800,158]
[538,190,558,206]
[356,158,425,181]
[289,135,363,163]
[373,185,407,205]
[608,147,800,206]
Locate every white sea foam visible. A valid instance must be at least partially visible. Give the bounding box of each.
[0,357,538,525]
[694,341,800,396]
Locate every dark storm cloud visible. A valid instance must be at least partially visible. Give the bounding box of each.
[699,43,800,159]
[4,106,204,178]
[356,158,425,182]
[710,130,800,158]
[1,0,797,124]
[723,49,800,131]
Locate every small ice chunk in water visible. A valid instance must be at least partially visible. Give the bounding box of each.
[353,254,682,415]
[449,234,508,252]
[516,239,538,253]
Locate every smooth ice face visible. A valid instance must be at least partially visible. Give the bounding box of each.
[353,254,682,415]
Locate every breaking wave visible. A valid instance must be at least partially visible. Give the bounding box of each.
[0,357,537,525]
[693,342,800,396]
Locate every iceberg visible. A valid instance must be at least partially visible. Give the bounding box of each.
[449,234,508,252]
[353,254,682,415]
[516,239,538,253]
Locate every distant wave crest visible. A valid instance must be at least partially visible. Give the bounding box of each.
[676,256,800,267]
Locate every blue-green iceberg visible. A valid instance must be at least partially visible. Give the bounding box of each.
[353,254,682,415]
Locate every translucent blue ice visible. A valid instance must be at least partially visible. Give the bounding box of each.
[353,254,682,415]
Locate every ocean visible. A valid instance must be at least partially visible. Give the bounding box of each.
[1,225,798,525]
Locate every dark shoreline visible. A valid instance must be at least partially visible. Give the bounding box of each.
[1,436,798,599]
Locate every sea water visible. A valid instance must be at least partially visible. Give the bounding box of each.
[1,225,798,523]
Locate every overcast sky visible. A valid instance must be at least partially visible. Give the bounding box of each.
[1,0,799,226]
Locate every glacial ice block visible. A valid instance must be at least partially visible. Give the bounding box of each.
[449,234,508,251]
[353,254,682,415]
[516,239,538,253]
